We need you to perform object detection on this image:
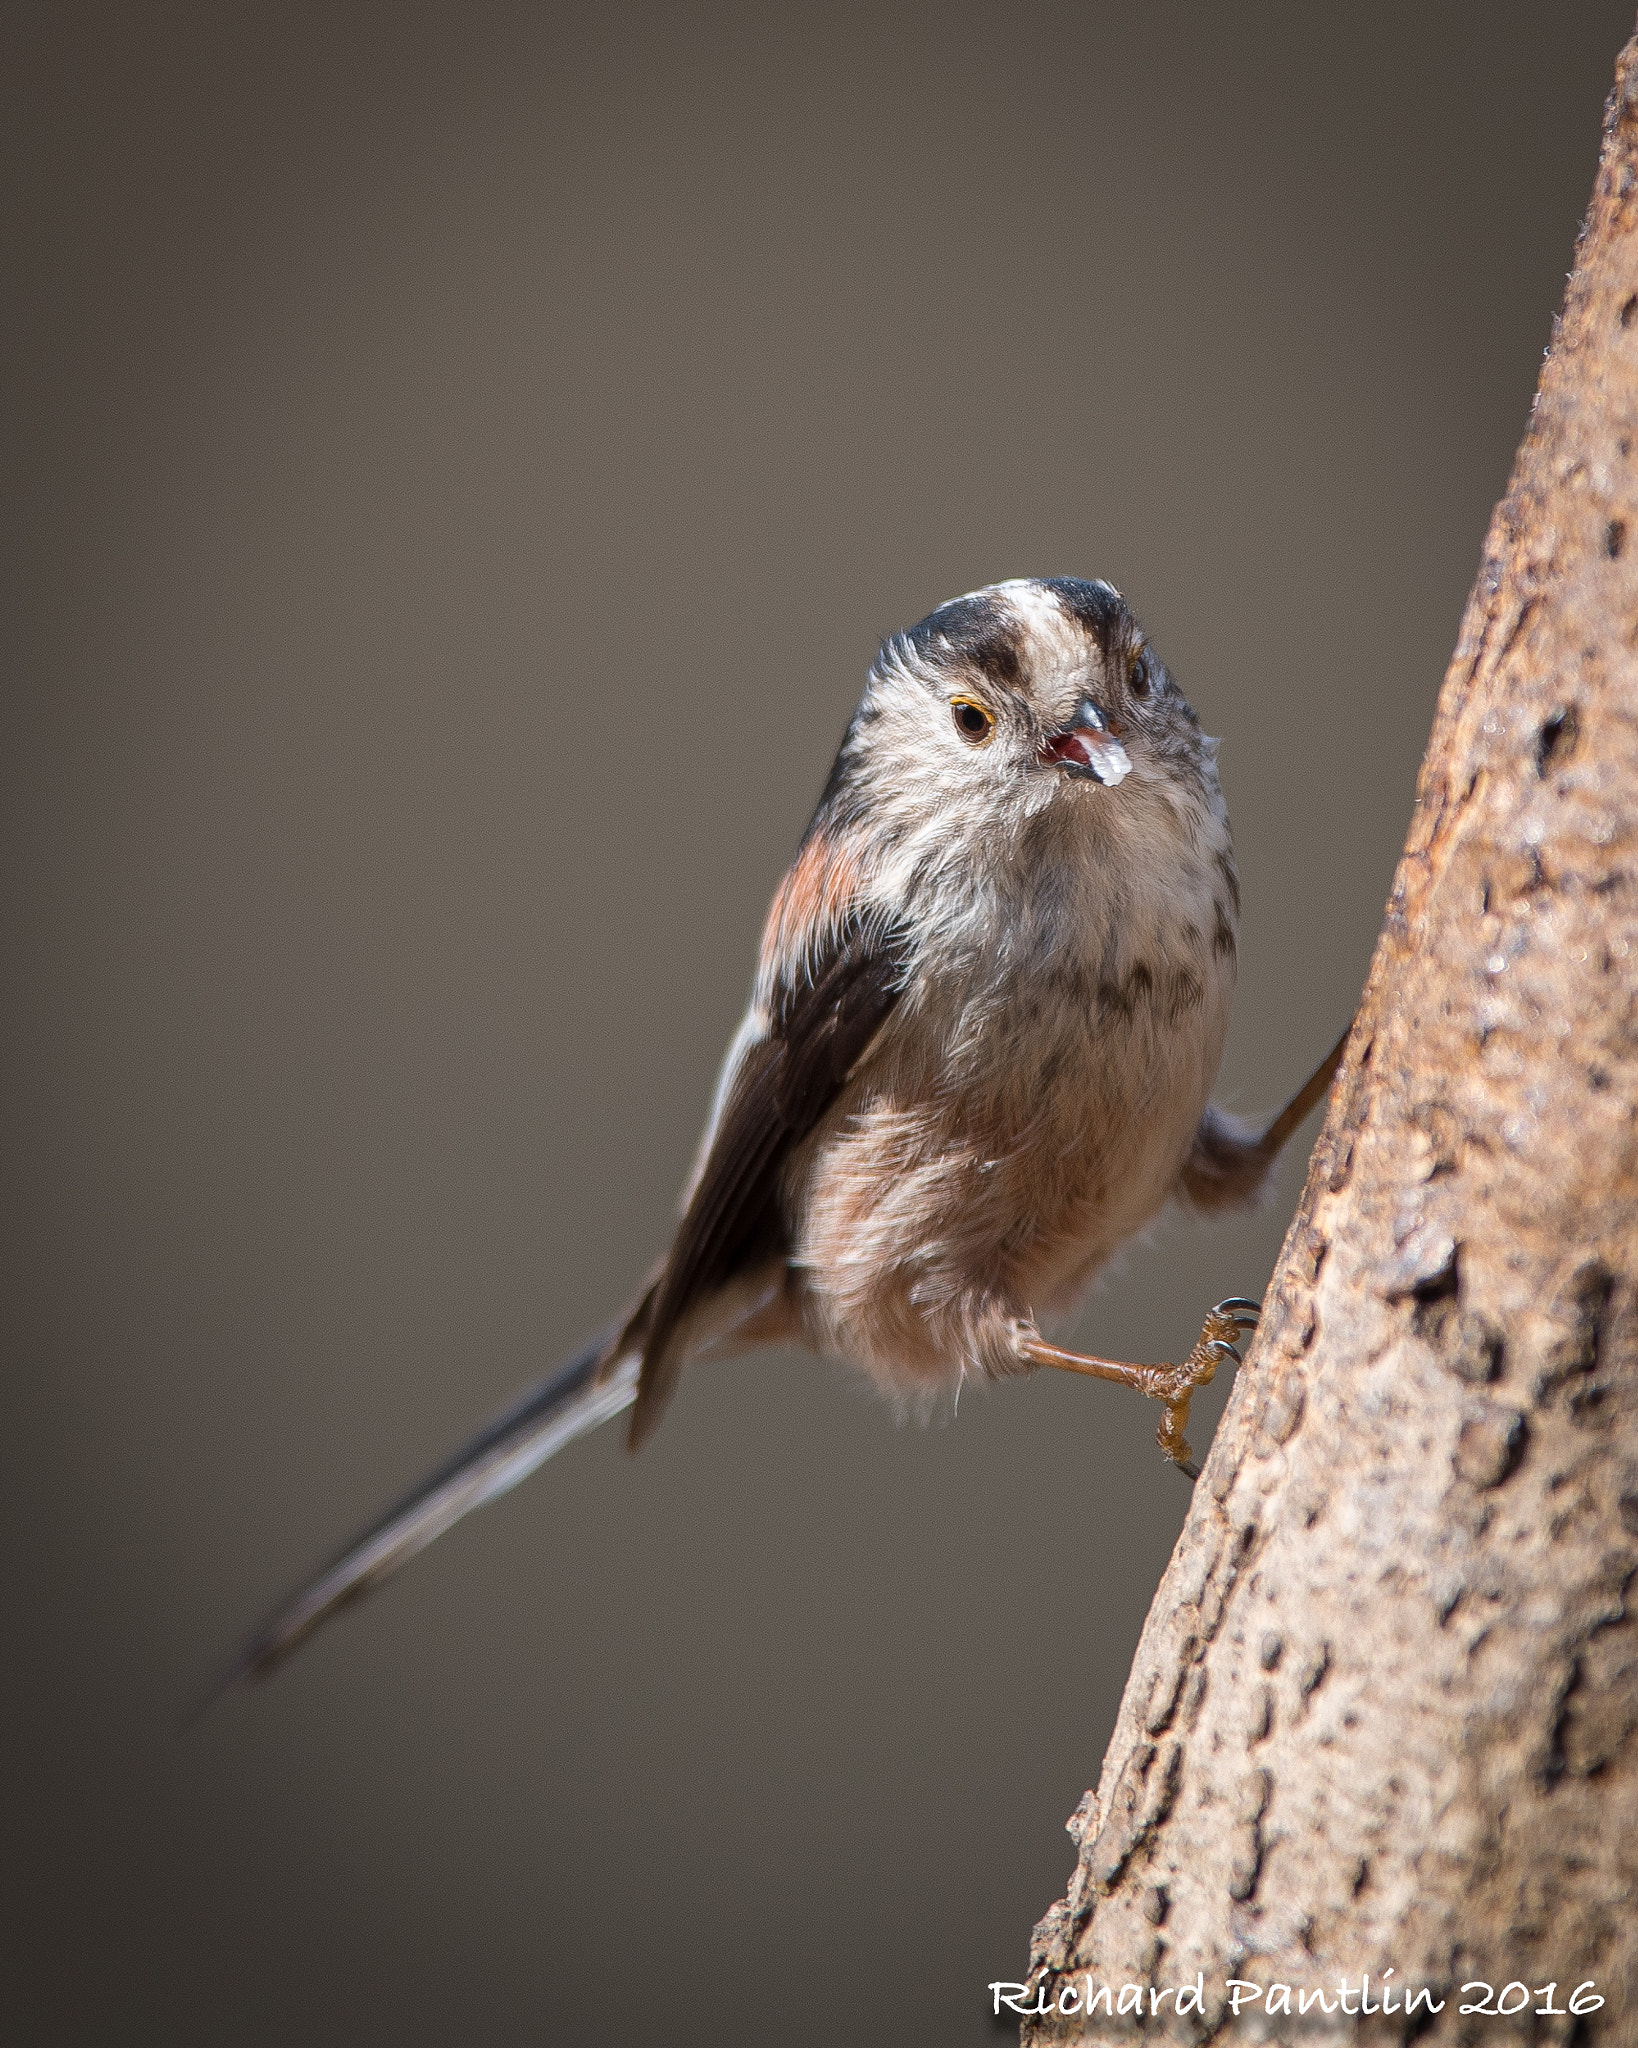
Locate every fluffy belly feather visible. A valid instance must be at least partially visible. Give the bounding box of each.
[786,936,1235,1400]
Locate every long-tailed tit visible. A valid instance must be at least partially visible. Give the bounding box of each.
[221,578,1343,1689]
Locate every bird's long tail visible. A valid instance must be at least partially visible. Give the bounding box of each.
[200,1322,641,1703]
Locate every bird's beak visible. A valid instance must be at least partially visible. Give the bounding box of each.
[1038,698,1132,786]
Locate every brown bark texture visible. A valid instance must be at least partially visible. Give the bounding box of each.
[1023,33,1638,2047]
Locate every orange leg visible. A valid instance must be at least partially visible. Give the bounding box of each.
[1022,1298,1260,1479]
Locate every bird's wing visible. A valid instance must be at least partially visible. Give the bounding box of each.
[198,1318,644,1700]
[629,890,910,1447]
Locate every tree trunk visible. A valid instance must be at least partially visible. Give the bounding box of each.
[1018,29,1638,2045]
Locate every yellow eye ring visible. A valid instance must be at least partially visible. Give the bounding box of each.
[950,696,996,744]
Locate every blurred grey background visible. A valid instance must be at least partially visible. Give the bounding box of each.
[4,3,1630,2041]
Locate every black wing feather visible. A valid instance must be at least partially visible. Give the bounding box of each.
[629,912,908,1444]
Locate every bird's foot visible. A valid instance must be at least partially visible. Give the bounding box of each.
[1021,1297,1261,1480]
[1149,1298,1260,1478]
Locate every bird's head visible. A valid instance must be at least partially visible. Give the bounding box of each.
[883,573,1206,793]
[782,577,1231,953]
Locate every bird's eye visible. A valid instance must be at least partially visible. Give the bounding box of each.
[1129,653,1152,697]
[950,696,996,744]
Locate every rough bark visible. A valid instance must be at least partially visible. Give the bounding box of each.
[1021,32,1638,2046]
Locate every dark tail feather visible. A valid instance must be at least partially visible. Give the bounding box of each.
[192,1323,638,1713]
[1179,1024,1350,1212]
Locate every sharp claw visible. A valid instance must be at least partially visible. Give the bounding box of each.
[1214,1297,1262,1325]
[1176,1457,1201,1483]
[1204,1338,1242,1365]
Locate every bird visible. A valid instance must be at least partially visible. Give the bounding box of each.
[218,576,1344,1692]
